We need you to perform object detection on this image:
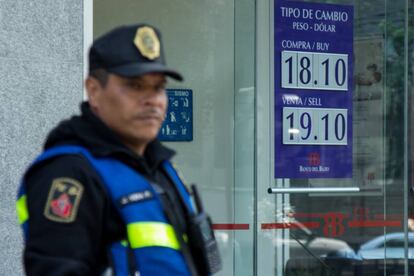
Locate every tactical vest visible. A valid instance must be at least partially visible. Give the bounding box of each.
[16,145,195,276]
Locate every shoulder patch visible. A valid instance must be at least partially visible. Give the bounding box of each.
[44,178,84,223]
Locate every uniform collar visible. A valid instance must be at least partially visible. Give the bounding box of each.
[44,102,175,174]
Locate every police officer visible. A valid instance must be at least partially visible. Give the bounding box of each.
[16,24,220,275]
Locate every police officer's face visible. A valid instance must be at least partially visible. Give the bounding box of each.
[87,73,167,154]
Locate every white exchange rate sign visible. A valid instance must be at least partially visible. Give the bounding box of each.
[282,107,348,145]
[281,51,348,91]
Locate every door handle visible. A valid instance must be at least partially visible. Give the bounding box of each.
[267,187,360,194]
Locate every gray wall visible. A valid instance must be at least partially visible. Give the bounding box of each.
[0,0,84,274]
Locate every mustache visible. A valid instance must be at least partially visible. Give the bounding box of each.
[133,108,165,120]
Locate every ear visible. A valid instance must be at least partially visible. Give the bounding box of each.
[85,77,101,109]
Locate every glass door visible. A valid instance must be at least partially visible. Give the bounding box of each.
[257,0,411,275]
[94,1,256,276]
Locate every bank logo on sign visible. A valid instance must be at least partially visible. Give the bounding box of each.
[308,152,321,166]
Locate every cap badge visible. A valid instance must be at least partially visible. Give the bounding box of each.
[134,26,160,60]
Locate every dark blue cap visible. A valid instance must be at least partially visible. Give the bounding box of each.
[89,24,183,81]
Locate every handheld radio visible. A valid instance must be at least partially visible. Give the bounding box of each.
[187,184,222,275]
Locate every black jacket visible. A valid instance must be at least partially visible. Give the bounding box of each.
[23,102,191,275]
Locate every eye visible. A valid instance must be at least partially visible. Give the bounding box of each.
[126,81,143,90]
[155,83,166,92]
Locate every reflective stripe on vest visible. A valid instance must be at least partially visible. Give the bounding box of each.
[17,145,193,276]
[127,222,180,250]
[16,185,29,237]
[16,194,29,225]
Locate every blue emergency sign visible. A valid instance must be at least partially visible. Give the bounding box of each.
[158,89,193,142]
